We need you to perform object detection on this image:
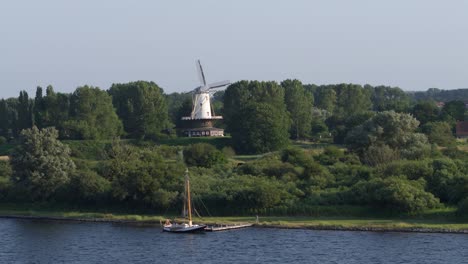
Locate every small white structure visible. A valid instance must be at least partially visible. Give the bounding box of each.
[181,60,230,137]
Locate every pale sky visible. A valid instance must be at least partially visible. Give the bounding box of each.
[1,0,468,98]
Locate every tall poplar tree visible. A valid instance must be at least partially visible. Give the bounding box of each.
[281,79,313,139]
[109,81,170,139]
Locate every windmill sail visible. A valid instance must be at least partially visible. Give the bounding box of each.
[196,60,207,87]
[208,80,231,89]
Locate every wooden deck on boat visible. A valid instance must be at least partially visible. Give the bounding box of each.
[204,223,253,232]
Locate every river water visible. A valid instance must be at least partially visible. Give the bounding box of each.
[0,218,467,264]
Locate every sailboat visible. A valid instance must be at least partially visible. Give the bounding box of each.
[163,169,206,233]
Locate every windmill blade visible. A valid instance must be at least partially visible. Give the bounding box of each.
[207,80,231,89]
[183,86,201,94]
[196,60,206,86]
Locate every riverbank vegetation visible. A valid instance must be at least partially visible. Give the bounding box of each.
[0,82,468,221]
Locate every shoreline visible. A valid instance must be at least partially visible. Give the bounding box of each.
[1,213,468,234]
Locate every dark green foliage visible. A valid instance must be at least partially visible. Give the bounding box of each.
[1,81,468,216]
[457,197,468,216]
[64,140,111,160]
[326,112,374,144]
[334,84,372,117]
[378,159,433,180]
[103,141,184,209]
[411,101,440,125]
[329,163,373,187]
[281,147,313,167]
[441,100,466,122]
[314,146,361,166]
[224,81,291,154]
[166,92,192,130]
[33,86,71,133]
[369,85,410,112]
[410,88,468,102]
[350,177,440,213]
[420,121,455,146]
[0,99,18,138]
[17,91,34,132]
[109,81,170,139]
[183,143,226,168]
[158,137,232,149]
[281,79,313,139]
[314,86,336,113]
[67,159,111,204]
[345,111,430,160]
[64,86,123,140]
[361,143,400,166]
[426,158,461,203]
[10,127,76,200]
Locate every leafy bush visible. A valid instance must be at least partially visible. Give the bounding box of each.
[68,169,111,203]
[184,143,226,168]
[10,127,76,200]
[349,177,440,213]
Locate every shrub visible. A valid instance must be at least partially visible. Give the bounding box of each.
[349,177,440,213]
[183,143,226,168]
[457,197,468,216]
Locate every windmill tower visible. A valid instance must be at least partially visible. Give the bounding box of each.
[181,60,230,137]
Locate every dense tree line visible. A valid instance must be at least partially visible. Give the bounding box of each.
[2,126,468,216]
[1,82,466,155]
[1,81,468,217]
[409,88,468,102]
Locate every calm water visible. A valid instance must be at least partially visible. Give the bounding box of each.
[0,219,467,264]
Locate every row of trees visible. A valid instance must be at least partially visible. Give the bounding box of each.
[1,81,467,154]
[0,82,169,140]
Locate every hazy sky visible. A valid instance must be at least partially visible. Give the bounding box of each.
[1,0,468,98]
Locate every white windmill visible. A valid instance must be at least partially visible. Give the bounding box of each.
[181,60,230,137]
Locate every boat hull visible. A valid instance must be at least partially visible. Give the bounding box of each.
[163,224,207,233]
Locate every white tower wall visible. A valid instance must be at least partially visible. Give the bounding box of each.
[191,92,212,119]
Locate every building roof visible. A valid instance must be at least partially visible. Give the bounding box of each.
[456,121,468,137]
[184,127,224,132]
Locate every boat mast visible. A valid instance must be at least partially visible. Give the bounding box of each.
[185,169,193,227]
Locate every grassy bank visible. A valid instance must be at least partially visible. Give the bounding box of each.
[1,204,467,233]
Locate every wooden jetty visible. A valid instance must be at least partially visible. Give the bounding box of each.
[204,223,253,232]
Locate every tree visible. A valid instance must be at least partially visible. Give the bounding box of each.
[10,127,75,200]
[370,85,410,112]
[441,100,465,122]
[183,143,226,168]
[166,92,192,128]
[109,81,170,139]
[421,121,455,146]
[32,85,72,136]
[105,141,183,209]
[281,79,313,139]
[0,99,18,138]
[224,81,291,154]
[17,91,34,132]
[411,101,439,125]
[64,86,123,139]
[334,84,372,117]
[362,143,400,167]
[345,111,430,159]
[326,111,374,144]
[314,86,336,113]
